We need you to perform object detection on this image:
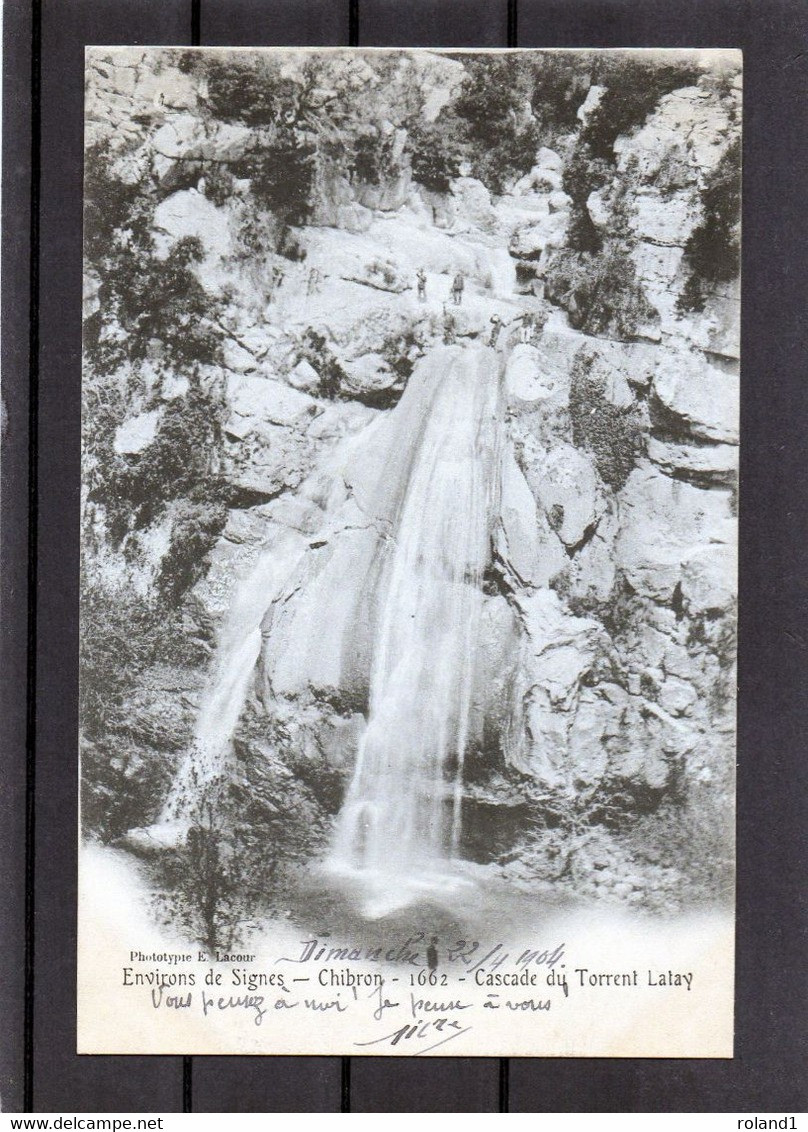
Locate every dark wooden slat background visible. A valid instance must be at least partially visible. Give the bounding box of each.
[5,0,806,1113]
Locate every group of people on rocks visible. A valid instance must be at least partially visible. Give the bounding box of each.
[269,254,543,354]
[417,269,465,306]
[418,266,543,351]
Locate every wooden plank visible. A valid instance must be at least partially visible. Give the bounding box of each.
[33,0,191,1112]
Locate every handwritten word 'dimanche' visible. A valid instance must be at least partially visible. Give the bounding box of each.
[280,935,430,966]
[277,935,566,973]
[575,968,694,991]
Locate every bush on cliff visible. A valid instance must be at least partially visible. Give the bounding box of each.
[233,131,316,226]
[203,56,291,126]
[350,129,400,185]
[583,57,703,162]
[407,120,464,194]
[568,347,647,490]
[677,137,741,313]
[545,243,658,342]
[100,380,227,545]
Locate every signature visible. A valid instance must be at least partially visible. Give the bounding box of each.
[354,1018,472,1055]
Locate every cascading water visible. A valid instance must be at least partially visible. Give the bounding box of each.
[157,530,305,835]
[327,345,502,915]
[142,344,502,913]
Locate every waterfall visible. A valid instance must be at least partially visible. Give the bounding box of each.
[160,530,305,829]
[328,345,502,913]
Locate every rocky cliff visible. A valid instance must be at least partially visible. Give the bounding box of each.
[81,48,740,915]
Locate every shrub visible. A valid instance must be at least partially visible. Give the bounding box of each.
[529,54,589,137]
[151,779,273,953]
[350,130,398,185]
[153,717,330,949]
[101,381,227,542]
[583,58,703,161]
[234,131,316,225]
[202,165,236,207]
[157,498,229,605]
[473,120,541,195]
[80,583,205,740]
[677,137,741,313]
[408,120,464,194]
[81,733,176,842]
[203,57,290,126]
[115,236,222,370]
[545,243,658,341]
[568,347,647,490]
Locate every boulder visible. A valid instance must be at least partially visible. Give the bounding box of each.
[226,375,318,428]
[160,373,189,401]
[451,177,499,233]
[496,445,566,587]
[548,190,572,214]
[651,350,739,443]
[615,462,735,603]
[680,544,737,616]
[537,147,563,172]
[509,211,568,258]
[288,359,322,393]
[505,343,566,404]
[152,188,233,261]
[113,409,161,455]
[521,441,605,551]
[223,424,315,500]
[586,189,611,229]
[222,338,259,374]
[341,353,397,396]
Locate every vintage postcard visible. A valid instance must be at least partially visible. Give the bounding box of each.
[78,46,740,1056]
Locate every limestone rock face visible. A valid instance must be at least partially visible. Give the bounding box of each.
[521,440,606,552]
[615,462,735,605]
[496,446,566,588]
[505,343,567,404]
[651,350,739,444]
[83,49,738,882]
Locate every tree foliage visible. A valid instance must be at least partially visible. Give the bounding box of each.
[678,137,741,312]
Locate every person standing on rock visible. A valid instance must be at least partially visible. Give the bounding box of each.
[488,313,503,348]
[451,271,464,306]
[520,310,534,344]
[270,264,285,298]
[416,268,427,302]
[307,266,321,296]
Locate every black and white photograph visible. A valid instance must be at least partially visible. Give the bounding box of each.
[78,46,740,1057]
